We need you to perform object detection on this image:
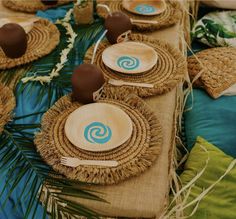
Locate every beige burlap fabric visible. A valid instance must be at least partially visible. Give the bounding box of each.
[0,19,60,70]
[0,83,15,134]
[40,2,187,217]
[188,47,236,98]
[61,88,178,218]
[84,33,186,98]
[2,0,71,13]
[97,0,182,32]
[35,88,163,185]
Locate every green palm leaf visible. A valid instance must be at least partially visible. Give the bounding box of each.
[16,19,104,108]
[0,113,106,219]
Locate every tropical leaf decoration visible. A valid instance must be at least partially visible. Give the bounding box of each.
[0,4,107,219]
[0,113,106,218]
[17,19,104,107]
[202,19,236,38]
[192,11,236,47]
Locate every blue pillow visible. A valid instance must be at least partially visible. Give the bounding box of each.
[184,89,236,157]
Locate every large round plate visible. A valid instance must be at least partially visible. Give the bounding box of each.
[65,103,133,152]
[122,0,166,16]
[102,41,158,74]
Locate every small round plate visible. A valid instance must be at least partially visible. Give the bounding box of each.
[102,41,158,74]
[65,103,133,152]
[122,0,166,16]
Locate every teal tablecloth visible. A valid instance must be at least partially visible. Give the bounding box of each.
[0,5,103,218]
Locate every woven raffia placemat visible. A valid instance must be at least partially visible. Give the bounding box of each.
[188,47,236,98]
[35,88,163,185]
[84,33,186,98]
[97,0,182,32]
[2,0,71,13]
[0,83,15,134]
[0,19,60,70]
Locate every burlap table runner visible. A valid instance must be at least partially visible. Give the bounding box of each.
[2,0,71,13]
[0,19,60,70]
[35,88,163,185]
[0,83,15,134]
[41,4,186,217]
[85,33,186,98]
[97,0,182,32]
[188,47,236,98]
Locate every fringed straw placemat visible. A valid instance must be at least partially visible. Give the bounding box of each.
[188,47,236,98]
[0,83,15,134]
[35,88,163,185]
[2,0,71,13]
[84,34,186,98]
[97,0,182,32]
[0,19,60,70]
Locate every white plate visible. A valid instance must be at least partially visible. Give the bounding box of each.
[65,103,133,152]
[102,41,158,74]
[122,0,166,16]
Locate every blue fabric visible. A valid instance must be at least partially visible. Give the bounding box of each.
[184,89,236,158]
[0,6,72,219]
[36,4,72,22]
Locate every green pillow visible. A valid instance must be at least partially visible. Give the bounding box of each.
[192,11,236,47]
[180,137,236,219]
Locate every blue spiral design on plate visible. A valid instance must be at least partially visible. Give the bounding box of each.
[84,122,112,144]
[135,4,156,14]
[117,56,140,70]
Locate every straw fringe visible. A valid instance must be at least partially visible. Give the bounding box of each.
[160,6,196,217]
[35,89,163,185]
[188,47,236,98]
[161,141,236,219]
[0,83,15,134]
[0,19,60,70]
[97,0,182,32]
[2,0,71,13]
[0,66,31,90]
[84,33,187,98]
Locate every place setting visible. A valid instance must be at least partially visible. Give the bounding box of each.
[35,87,163,184]
[84,31,186,97]
[0,82,15,134]
[97,0,182,31]
[2,0,72,13]
[0,16,60,69]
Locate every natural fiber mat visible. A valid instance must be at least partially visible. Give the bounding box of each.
[35,88,163,185]
[0,83,15,134]
[0,19,60,70]
[84,33,186,98]
[97,0,182,32]
[188,47,236,98]
[2,0,71,13]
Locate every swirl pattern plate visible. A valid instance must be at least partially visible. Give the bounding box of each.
[122,0,166,16]
[102,41,158,74]
[64,103,133,152]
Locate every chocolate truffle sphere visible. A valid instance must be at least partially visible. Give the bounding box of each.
[41,0,58,5]
[0,23,27,59]
[72,64,105,104]
[104,12,132,44]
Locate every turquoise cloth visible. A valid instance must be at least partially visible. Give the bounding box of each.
[0,6,74,219]
[184,89,236,158]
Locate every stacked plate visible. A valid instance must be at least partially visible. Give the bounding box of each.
[102,41,158,75]
[65,102,133,152]
[122,0,166,16]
